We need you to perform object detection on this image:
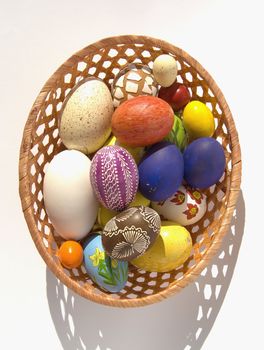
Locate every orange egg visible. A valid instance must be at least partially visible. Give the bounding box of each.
[58,241,83,269]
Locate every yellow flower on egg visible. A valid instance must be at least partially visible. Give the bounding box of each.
[89,248,105,267]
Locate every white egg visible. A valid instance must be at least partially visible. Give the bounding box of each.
[43,150,98,240]
[59,78,113,154]
[151,185,207,226]
[153,54,178,87]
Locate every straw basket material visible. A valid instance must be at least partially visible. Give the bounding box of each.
[19,35,241,307]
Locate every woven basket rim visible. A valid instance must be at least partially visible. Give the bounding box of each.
[19,35,242,307]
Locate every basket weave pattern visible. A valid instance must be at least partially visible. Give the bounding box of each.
[19,35,241,307]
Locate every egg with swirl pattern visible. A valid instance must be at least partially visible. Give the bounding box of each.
[102,206,161,261]
[90,145,139,211]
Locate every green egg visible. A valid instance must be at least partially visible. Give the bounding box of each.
[164,114,188,151]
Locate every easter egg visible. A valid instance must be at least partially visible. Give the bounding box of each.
[58,241,83,269]
[138,141,184,201]
[102,206,161,261]
[90,145,139,211]
[83,233,128,293]
[112,63,158,107]
[98,192,151,227]
[153,54,178,87]
[159,82,191,111]
[59,78,113,154]
[164,114,188,151]
[151,185,207,226]
[131,222,192,272]
[104,135,145,164]
[184,137,226,188]
[182,100,215,140]
[111,96,174,147]
[43,150,98,240]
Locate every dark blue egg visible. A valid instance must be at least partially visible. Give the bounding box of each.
[183,137,226,188]
[138,141,184,201]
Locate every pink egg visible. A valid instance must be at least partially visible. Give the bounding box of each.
[151,185,207,226]
[90,145,139,211]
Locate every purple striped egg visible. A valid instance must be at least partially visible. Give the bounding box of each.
[90,145,139,211]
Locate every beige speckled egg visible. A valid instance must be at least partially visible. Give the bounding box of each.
[153,54,178,87]
[59,78,114,154]
[112,63,158,107]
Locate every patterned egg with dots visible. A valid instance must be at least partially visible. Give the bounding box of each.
[151,184,207,226]
[102,206,161,261]
[90,145,139,211]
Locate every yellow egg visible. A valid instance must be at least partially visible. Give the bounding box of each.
[97,192,150,227]
[131,221,192,272]
[182,100,215,140]
[104,135,144,164]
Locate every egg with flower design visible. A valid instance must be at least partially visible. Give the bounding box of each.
[83,233,128,293]
[102,206,161,261]
[151,185,207,226]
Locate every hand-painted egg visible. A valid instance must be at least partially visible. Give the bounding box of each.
[164,114,188,151]
[43,150,98,240]
[184,137,226,188]
[153,54,178,87]
[138,141,184,201]
[111,96,174,147]
[151,185,207,226]
[112,63,158,107]
[90,145,139,211]
[59,78,113,154]
[58,241,83,269]
[97,192,151,227]
[104,135,145,164]
[182,100,215,140]
[83,233,128,293]
[102,206,161,261]
[131,221,192,272]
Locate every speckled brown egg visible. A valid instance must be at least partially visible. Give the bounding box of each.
[59,77,114,154]
[111,64,158,107]
[102,206,161,261]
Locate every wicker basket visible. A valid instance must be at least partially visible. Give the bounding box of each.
[19,35,241,307]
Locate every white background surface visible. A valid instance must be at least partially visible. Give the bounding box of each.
[1,0,263,349]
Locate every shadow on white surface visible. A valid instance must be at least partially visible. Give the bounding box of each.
[47,191,245,350]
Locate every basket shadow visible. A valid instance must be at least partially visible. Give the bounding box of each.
[46,190,245,350]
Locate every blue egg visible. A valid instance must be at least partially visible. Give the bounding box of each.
[83,233,128,293]
[138,141,184,201]
[183,137,226,188]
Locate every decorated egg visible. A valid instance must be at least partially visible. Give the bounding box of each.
[111,96,174,147]
[182,100,215,140]
[98,192,151,227]
[164,114,188,151]
[58,241,83,269]
[59,77,113,154]
[138,141,184,201]
[153,54,178,87]
[184,137,226,188]
[102,206,161,261]
[43,150,98,240]
[112,63,158,107]
[131,221,192,272]
[151,185,207,226]
[90,145,139,211]
[83,233,128,293]
[104,135,145,164]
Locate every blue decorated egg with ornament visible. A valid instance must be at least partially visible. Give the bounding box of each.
[183,137,226,188]
[138,141,184,201]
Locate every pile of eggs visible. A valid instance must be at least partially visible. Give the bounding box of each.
[43,54,226,293]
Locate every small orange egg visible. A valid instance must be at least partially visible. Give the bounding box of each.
[58,241,83,269]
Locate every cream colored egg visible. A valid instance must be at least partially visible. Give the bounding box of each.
[153,54,178,87]
[59,78,114,154]
[43,150,98,240]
